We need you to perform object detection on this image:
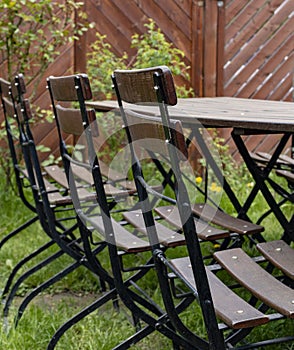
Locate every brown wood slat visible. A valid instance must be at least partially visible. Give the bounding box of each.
[254,135,286,155]
[276,169,294,184]
[191,1,204,97]
[257,240,294,279]
[224,0,293,103]
[278,154,294,166]
[111,0,147,33]
[155,0,191,39]
[170,256,269,329]
[192,204,264,235]
[173,0,191,17]
[122,210,186,248]
[256,151,288,166]
[225,0,248,24]
[88,215,151,253]
[270,74,294,102]
[214,248,294,318]
[71,162,137,192]
[44,165,99,201]
[217,1,225,96]
[23,168,72,206]
[154,205,230,241]
[87,1,133,58]
[44,165,69,189]
[94,0,136,41]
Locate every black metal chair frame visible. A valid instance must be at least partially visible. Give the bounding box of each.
[111,65,294,349]
[0,76,69,319]
[46,74,187,350]
[3,74,113,328]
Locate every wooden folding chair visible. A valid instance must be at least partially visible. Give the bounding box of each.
[112,66,294,349]
[46,73,197,349]
[112,67,264,252]
[3,74,115,328]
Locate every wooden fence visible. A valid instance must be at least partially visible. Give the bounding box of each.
[0,0,293,161]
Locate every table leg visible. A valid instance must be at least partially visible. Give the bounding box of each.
[232,130,293,242]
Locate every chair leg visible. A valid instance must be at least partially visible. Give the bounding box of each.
[46,288,118,350]
[1,239,56,299]
[114,323,185,350]
[0,215,39,250]
[15,260,82,327]
[112,325,155,350]
[3,248,65,320]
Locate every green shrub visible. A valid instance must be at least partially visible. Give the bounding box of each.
[87,18,194,100]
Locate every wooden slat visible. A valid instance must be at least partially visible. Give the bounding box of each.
[130,0,191,56]
[257,240,294,279]
[225,0,265,55]
[154,205,230,241]
[252,52,294,100]
[224,0,293,104]
[191,1,204,97]
[155,0,191,39]
[192,203,264,235]
[226,0,285,59]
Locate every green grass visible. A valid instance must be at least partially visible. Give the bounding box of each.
[0,168,293,350]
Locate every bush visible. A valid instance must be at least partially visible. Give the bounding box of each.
[87,19,194,100]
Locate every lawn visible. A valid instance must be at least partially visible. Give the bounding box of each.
[0,164,293,350]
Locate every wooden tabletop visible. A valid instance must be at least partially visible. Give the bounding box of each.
[86,97,294,133]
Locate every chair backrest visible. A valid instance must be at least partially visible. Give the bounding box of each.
[113,66,177,106]
[112,66,224,347]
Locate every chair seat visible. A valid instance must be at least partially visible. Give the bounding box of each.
[44,165,69,189]
[155,205,230,240]
[214,248,294,318]
[192,203,264,235]
[170,256,269,329]
[123,210,186,247]
[87,215,151,253]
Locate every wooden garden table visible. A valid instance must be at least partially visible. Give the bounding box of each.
[87,97,294,241]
